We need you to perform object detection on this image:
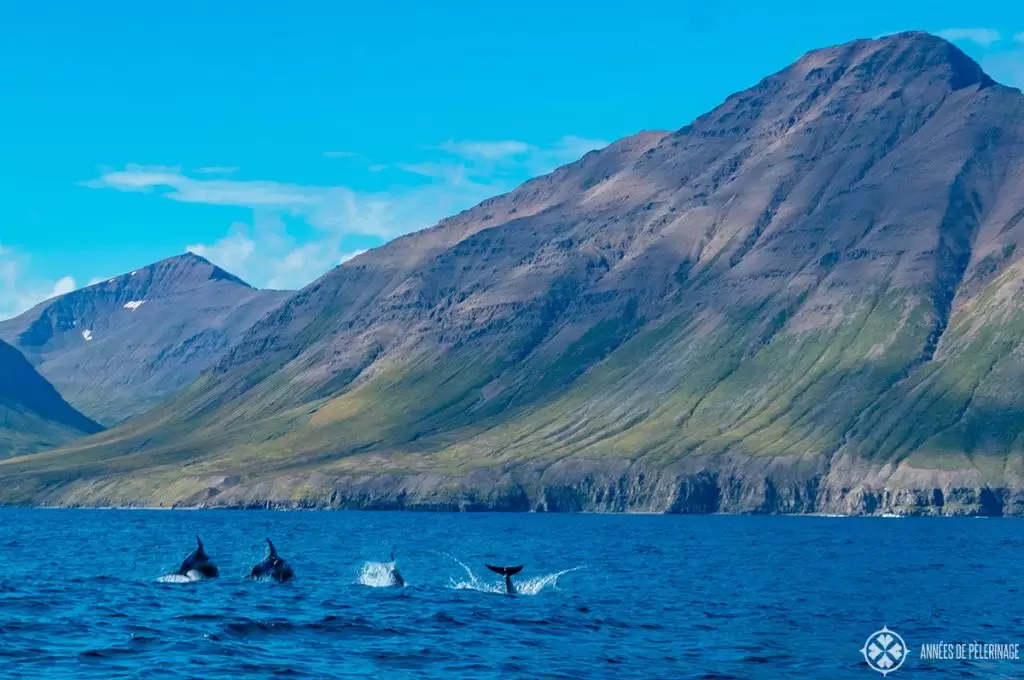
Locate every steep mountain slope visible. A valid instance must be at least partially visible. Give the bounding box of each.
[0,340,102,458]
[0,253,291,424]
[5,32,1024,514]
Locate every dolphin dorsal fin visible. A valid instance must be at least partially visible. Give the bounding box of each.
[266,538,278,558]
[196,535,204,551]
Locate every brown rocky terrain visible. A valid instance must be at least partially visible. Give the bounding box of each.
[4,31,1024,515]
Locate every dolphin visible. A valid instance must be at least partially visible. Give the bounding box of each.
[486,564,524,594]
[249,539,294,583]
[179,536,219,579]
[387,550,404,587]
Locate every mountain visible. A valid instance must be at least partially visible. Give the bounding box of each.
[0,339,102,458]
[4,31,1024,514]
[0,253,291,425]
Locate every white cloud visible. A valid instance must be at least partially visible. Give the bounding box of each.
[187,228,257,281]
[85,167,326,207]
[187,219,370,291]
[937,28,1002,47]
[438,140,532,160]
[437,135,609,176]
[0,245,78,320]
[86,134,608,293]
[170,165,500,290]
[50,276,77,297]
[339,249,367,264]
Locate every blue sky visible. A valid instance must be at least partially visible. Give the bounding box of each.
[2,0,1024,318]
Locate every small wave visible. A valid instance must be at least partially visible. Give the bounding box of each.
[445,555,580,595]
[357,561,402,587]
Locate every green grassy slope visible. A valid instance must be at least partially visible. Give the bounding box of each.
[3,33,1024,514]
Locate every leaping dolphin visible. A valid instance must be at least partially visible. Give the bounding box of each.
[249,539,294,582]
[179,536,219,579]
[486,564,524,594]
[387,550,404,587]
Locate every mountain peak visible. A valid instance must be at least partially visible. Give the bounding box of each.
[137,252,254,290]
[3,251,263,356]
[791,30,995,92]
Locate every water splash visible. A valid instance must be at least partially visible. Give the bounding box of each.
[357,561,402,587]
[446,554,580,595]
[517,567,582,595]
[248,574,277,584]
[156,570,207,584]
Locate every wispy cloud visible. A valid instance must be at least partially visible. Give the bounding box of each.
[937,28,1002,47]
[1015,32,1024,44]
[0,245,77,320]
[438,140,532,161]
[88,165,499,290]
[83,166,328,208]
[323,151,357,159]
[194,166,239,175]
[395,161,471,182]
[436,135,608,176]
[84,135,607,293]
[185,217,378,290]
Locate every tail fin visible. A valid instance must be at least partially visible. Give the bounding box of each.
[486,564,524,576]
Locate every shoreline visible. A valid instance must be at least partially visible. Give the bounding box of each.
[4,504,1016,517]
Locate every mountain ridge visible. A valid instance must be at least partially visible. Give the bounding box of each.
[0,252,291,424]
[4,31,1024,514]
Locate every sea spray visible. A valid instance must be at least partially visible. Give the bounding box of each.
[357,561,402,587]
[156,571,206,584]
[445,554,581,595]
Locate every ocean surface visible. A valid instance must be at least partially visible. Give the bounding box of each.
[0,510,1021,679]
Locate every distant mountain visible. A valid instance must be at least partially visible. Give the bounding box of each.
[0,253,291,425]
[0,339,102,459]
[5,32,1024,514]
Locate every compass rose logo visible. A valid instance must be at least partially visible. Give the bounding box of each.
[861,627,907,675]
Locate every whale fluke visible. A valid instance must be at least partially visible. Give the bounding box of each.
[486,564,524,594]
[485,565,524,576]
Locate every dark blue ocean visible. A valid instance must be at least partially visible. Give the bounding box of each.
[0,510,1021,679]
